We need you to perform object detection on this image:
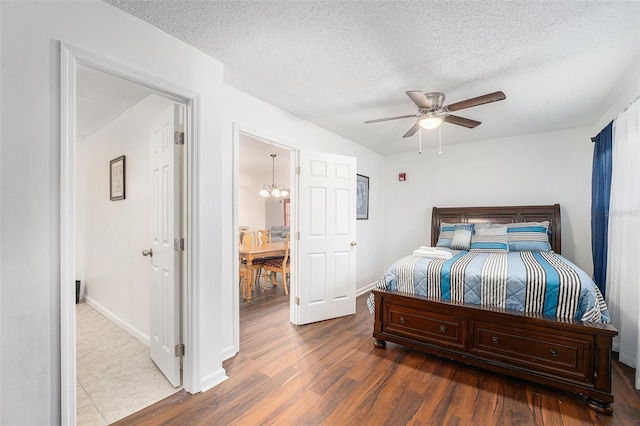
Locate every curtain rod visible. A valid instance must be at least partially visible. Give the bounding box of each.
[592,96,640,142]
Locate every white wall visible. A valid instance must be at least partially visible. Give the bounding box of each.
[384,126,595,274]
[221,84,386,357]
[76,94,174,344]
[265,198,287,228]
[0,1,225,423]
[238,183,267,231]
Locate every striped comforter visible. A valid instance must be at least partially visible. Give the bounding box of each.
[375,251,609,323]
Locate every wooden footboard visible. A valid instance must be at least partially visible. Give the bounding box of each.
[372,289,619,413]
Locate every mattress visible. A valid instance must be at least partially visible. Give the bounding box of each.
[374,250,609,323]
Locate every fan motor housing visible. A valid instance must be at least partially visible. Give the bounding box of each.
[425,92,445,109]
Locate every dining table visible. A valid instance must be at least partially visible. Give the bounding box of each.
[239,241,287,302]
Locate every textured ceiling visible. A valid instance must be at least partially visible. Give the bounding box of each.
[104,1,640,155]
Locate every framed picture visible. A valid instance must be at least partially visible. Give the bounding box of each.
[110,155,126,201]
[356,174,369,220]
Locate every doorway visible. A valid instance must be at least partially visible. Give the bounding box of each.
[59,41,202,422]
[74,65,184,423]
[232,131,295,354]
[238,134,292,298]
[232,130,358,352]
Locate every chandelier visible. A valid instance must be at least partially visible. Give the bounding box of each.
[259,154,289,198]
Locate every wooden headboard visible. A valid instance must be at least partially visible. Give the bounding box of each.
[431,204,561,254]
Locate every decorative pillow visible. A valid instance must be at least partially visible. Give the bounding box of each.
[470,227,509,253]
[436,222,476,248]
[505,221,551,251]
[435,222,456,247]
[476,226,507,236]
[473,222,492,231]
[450,224,474,250]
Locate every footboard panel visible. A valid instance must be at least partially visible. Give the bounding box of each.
[372,289,618,412]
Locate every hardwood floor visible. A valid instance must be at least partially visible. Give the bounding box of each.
[115,288,640,425]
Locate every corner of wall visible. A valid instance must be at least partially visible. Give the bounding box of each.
[199,369,228,394]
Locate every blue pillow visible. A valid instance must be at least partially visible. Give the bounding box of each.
[506,221,551,251]
[436,222,456,247]
[436,223,475,248]
[470,233,509,253]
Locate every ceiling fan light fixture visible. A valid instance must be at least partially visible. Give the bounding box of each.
[419,116,443,130]
[365,89,504,138]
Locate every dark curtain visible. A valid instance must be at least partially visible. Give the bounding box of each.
[591,121,613,294]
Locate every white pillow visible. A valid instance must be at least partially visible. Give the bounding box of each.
[450,228,472,250]
[476,226,507,236]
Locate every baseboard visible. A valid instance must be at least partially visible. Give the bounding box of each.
[199,368,228,393]
[356,281,377,297]
[84,296,151,346]
[221,345,237,361]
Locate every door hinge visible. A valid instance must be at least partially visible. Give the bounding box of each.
[296,231,300,240]
[174,238,185,251]
[174,131,185,146]
[295,297,300,305]
[175,343,185,357]
[295,166,300,175]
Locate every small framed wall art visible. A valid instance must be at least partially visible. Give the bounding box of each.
[356,174,369,220]
[110,155,126,201]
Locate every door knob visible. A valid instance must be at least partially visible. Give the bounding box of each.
[142,249,153,257]
[350,241,357,246]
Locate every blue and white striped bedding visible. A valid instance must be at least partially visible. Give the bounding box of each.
[375,250,610,323]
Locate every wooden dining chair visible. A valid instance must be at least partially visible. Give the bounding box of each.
[256,229,271,245]
[239,231,263,300]
[239,230,256,246]
[261,238,290,295]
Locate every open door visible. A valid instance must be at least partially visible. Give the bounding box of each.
[295,150,357,325]
[147,104,181,387]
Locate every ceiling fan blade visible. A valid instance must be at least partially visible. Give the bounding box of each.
[406,91,431,108]
[445,91,506,112]
[364,114,417,124]
[403,121,421,138]
[443,115,481,128]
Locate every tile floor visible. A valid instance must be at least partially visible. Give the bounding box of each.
[76,302,180,425]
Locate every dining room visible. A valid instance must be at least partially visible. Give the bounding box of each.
[238,134,292,306]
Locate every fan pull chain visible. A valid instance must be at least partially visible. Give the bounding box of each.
[418,128,422,154]
[438,125,442,155]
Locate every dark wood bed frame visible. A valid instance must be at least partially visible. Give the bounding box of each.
[373,204,618,413]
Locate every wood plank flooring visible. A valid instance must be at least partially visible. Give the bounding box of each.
[115,288,640,425]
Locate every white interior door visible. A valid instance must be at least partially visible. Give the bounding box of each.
[148,104,181,387]
[295,150,357,325]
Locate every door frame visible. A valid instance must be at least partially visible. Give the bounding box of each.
[60,44,200,424]
[230,124,299,355]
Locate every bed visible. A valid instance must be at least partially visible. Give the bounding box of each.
[372,204,618,413]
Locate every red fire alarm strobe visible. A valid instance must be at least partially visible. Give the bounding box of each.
[399,173,406,181]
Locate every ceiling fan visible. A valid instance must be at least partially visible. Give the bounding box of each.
[365,90,506,138]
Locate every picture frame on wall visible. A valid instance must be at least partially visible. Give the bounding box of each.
[356,174,369,220]
[110,155,126,201]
